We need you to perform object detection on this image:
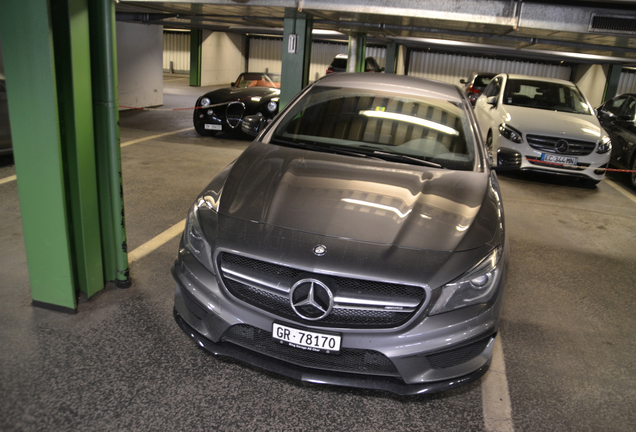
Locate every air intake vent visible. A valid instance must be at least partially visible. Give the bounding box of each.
[590,14,636,34]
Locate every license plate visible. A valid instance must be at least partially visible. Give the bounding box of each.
[204,124,222,130]
[272,323,341,354]
[541,153,578,165]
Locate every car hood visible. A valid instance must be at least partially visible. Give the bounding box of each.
[502,105,602,139]
[216,142,500,252]
[202,86,279,103]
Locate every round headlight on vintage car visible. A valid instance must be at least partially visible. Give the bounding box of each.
[266,101,277,112]
[200,97,211,107]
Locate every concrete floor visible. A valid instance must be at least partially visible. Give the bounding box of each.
[1,76,635,431]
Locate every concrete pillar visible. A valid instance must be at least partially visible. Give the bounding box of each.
[116,22,163,109]
[572,64,608,108]
[201,31,245,86]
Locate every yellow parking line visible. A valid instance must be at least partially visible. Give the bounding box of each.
[128,219,185,263]
[120,127,194,148]
[605,179,636,205]
[0,174,17,185]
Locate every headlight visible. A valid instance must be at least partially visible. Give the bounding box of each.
[183,200,216,274]
[429,246,503,315]
[596,135,611,154]
[266,101,277,112]
[498,123,523,144]
[200,97,211,107]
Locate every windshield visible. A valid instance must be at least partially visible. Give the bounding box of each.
[503,79,592,114]
[235,73,281,89]
[270,86,476,171]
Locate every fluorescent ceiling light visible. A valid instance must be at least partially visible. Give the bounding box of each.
[360,110,459,136]
[342,198,412,219]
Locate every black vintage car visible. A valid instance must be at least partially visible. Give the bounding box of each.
[193,72,280,136]
[597,93,636,189]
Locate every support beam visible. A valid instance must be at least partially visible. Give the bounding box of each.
[190,29,202,86]
[88,0,131,288]
[603,64,622,103]
[0,0,77,310]
[385,42,398,74]
[51,0,104,298]
[280,8,313,107]
[348,33,367,73]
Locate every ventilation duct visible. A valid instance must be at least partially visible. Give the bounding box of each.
[590,14,636,34]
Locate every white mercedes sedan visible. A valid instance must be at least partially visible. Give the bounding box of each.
[473,74,611,185]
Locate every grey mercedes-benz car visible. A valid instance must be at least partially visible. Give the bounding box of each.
[172,73,508,395]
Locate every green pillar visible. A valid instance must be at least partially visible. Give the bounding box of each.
[88,0,131,288]
[190,29,202,87]
[280,9,313,108]
[603,64,622,103]
[0,0,77,311]
[385,42,398,74]
[51,0,105,298]
[348,33,367,72]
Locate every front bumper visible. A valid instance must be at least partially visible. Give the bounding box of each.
[492,135,609,181]
[174,307,490,395]
[171,243,506,395]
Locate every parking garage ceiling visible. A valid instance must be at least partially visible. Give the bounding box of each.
[116,0,636,65]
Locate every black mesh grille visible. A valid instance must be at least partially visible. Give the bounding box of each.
[426,335,493,369]
[182,289,207,320]
[218,252,426,329]
[223,324,400,377]
[526,135,596,156]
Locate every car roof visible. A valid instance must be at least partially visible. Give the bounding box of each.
[503,74,575,86]
[314,73,463,103]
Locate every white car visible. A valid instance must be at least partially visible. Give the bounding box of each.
[473,74,611,185]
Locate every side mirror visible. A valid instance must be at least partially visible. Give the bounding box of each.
[231,81,236,87]
[492,148,522,171]
[242,114,264,137]
[486,96,497,106]
[460,79,466,84]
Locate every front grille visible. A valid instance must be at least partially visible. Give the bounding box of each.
[526,135,596,156]
[526,156,590,171]
[223,324,401,377]
[218,252,427,329]
[426,334,493,369]
[226,102,245,128]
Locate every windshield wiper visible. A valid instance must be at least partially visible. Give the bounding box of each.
[371,150,444,168]
[270,138,379,159]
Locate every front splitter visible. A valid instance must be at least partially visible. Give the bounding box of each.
[174,308,490,396]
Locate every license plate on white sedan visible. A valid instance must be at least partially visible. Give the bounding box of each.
[272,323,341,354]
[204,124,222,130]
[541,153,578,165]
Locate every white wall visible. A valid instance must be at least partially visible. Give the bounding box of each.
[116,22,163,110]
[201,31,245,86]
[572,64,608,107]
